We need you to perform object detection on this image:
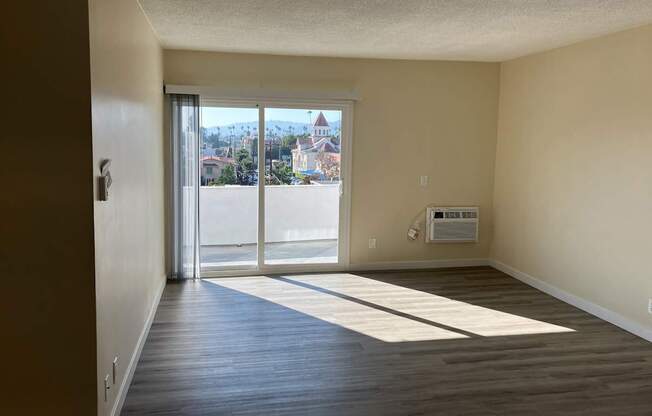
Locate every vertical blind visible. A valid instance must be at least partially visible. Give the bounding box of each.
[170,94,200,279]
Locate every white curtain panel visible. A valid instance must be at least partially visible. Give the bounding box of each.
[170,94,200,279]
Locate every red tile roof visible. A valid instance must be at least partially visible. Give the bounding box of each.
[297,136,313,147]
[313,111,329,127]
[201,156,234,164]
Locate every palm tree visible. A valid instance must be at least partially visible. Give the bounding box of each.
[229,125,235,156]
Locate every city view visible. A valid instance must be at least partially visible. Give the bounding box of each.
[200,108,342,186]
[199,107,343,268]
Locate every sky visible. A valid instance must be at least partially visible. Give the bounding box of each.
[201,107,341,128]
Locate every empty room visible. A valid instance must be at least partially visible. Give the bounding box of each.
[4,1,652,415]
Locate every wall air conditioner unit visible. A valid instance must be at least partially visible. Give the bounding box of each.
[426,207,479,243]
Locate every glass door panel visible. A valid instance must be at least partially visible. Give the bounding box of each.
[263,108,342,265]
[199,105,259,270]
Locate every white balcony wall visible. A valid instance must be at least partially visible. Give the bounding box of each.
[200,184,339,245]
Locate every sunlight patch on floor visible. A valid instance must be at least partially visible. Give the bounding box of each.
[205,273,573,342]
[283,274,574,337]
[206,276,467,342]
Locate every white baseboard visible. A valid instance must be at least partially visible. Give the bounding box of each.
[350,258,489,271]
[111,277,167,416]
[489,259,652,343]
[201,259,490,278]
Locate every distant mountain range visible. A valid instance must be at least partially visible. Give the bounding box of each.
[203,119,341,137]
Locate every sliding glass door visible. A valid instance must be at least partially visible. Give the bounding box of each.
[198,100,350,275]
[199,104,259,270]
[263,107,342,265]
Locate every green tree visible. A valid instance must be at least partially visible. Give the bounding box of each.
[216,164,236,185]
[250,137,258,157]
[281,134,297,148]
[235,148,257,185]
[270,161,293,185]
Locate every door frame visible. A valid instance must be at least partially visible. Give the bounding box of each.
[199,97,353,277]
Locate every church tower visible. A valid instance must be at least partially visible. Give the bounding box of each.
[312,111,331,138]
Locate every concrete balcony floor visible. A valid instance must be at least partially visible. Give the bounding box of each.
[200,239,338,267]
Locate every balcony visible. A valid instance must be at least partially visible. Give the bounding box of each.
[200,183,340,267]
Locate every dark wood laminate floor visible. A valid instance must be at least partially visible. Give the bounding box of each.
[122,267,652,415]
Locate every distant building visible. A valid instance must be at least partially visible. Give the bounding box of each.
[201,156,234,185]
[292,112,340,176]
[312,112,331,138]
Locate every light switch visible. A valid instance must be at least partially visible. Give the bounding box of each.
[99,159,112,201]
[104,375,110,402]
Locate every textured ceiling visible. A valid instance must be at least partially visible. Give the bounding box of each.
[139,0,652,61]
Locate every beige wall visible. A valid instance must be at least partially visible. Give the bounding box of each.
[1,2,97,414]
[89,0,165,415]
[493,25,652,331]
[164,51,500,265]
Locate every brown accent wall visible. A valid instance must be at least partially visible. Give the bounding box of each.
[1,1,97,414]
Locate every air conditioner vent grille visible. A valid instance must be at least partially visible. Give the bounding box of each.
[426,207,479,243]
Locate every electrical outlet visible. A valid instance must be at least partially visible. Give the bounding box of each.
[368,238,377,249]
[104,374,111,402]
[112,356,119,385]
[419,175,429,187]
[648,298,652,314]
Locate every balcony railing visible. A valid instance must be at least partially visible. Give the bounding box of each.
[199,183,340,246]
